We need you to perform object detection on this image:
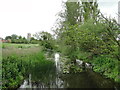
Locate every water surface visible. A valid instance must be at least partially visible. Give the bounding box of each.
[18,53,119,89]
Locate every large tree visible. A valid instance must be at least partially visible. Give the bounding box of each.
[5,36,12,40]
[82,1,100,22]
[34,31,55,52]
[55,0,100,62]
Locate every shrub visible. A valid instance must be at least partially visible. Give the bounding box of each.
[92,55,120,83]
[2,51,55,89]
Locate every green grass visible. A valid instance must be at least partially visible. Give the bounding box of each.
[2,43,41,57]
[2,51,55,89]
[2,43,55,89]
[2,43,39,49]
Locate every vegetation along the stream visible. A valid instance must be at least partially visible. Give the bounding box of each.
[54,0,120,83]
[2,44,55,89]
[1,0,120,89]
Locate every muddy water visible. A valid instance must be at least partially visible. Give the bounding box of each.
[18,53,119,89]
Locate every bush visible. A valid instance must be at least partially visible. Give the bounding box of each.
[92,55,120,83]
[2,45,5,49]
[2,51,55,89]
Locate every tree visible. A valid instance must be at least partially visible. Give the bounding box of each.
[53,0,120,82]
[34,31,55,52]
[18,36,22,39]
[55,0,82,62]
[11,34,18,40]
[82,1,100,22]
[55,0,100,63]
[5,36,12,40]
[99,14,120,61]
[11,34,18,43]
[31,37,35,41]
[65,0,81,25]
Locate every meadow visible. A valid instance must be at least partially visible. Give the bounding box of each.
[2,43,39,49]
[2,43,55,89]
[2,43,40,57]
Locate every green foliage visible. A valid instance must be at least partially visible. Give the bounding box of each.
[2,44,5,49]
[5,36,12,40]
[2,51,55,89]
[54,0,120,83]
[2,55,24,88]
[62,60,83,74]
[5,34,39,44]
[65,1,81,25]
[82,1,100,22]
[77,51,91,60]
[92,55,120,82]
[2,43,39,49]
[29,52,55,83]
[34,31,56,52]
[69,64,83,73]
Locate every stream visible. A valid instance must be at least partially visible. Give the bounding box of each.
[18,53,119,89]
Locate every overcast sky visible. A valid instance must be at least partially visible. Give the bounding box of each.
[0,0,119,38]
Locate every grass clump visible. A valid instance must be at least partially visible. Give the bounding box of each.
[2,50,55,89]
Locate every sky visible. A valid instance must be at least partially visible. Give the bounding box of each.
[0,0,119,39]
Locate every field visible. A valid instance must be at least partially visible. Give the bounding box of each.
[2,43,40,57]
[2,43,39,49]
[2,43,55,89]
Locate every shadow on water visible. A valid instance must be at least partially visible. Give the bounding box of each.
[61,72,119,89]
[18,53,120,89]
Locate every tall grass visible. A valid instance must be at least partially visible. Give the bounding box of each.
[2,47,41,57]
[2,46,55,89]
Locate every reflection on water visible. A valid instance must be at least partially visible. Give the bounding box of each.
[18,53,119,89]
[55,53,60,73]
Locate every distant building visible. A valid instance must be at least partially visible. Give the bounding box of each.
[27,33,31,41]
[0,40,10,43]
[0,37,11,43]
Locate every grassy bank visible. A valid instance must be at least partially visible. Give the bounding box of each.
[77,53,120,83]
[91,55,120,83]
[61,51,120,83]
[2,43,55,89]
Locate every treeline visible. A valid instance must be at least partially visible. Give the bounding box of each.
[54,0,120,82]
[5,34,39,44]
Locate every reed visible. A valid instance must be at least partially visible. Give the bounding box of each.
[2,44,55,89]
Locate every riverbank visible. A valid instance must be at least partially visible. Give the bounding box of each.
[2,44,55,89]
[59,54,120,88]
[90,55,120,83]
[2,43,120,89]
[17,53,119,89]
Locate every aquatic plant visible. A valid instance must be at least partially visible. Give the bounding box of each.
[2,49,55,89]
